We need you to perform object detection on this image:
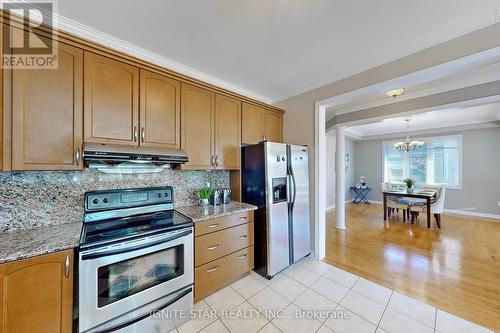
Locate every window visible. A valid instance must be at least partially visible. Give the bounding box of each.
[383,135,461,187]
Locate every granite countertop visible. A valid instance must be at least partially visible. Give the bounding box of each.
[176,201,257,223]
[0,201,257,264]
[0,222,83,264]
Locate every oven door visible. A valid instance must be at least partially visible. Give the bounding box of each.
[79,227,193,333]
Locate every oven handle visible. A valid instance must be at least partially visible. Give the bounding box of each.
[95,286,193,333]
[81,229,192,260]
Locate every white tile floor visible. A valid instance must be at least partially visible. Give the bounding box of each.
[174,257,494,333]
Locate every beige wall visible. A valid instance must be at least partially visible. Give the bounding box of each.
[273,22,500,245]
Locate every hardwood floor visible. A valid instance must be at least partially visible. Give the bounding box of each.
[325,203,500,331]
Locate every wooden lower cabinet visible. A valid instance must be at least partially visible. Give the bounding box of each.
[195,222,254,266]
[194,211,255,302]
[194,211,252,237]
[195,246,254,302]
[0,250,73,333]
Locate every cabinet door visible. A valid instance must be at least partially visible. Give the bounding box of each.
[181,84,214,169]
[264,110,283,143]
[242,103,265,144]
[84,52,139,145]
[11,42,83,170]
[139,70,180,148]
[0,250,73,333]
[215,94,241,170]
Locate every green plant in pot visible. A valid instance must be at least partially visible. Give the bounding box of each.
[198,187,214,206]
[404,178,414,193]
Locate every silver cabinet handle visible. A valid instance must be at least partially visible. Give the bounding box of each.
[207,266,219,273]
[211,155,214,167]
[207,244,220,250]
[75,147,81,166]
[141,127,145,143]
[237,235,247,240]
[215,155,219,167]
[207,223,219,229]
[237,254,247,259]
[237,216,248,221]
[64,255,70,278]
[133,126,138,142]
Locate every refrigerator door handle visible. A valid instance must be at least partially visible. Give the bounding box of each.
[286,174,292,204]
[289,166,297,210]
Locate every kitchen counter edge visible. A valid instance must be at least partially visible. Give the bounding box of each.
[0,202,257,264]
[176,202,257,223]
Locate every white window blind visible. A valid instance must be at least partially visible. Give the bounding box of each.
[383,135,462,187]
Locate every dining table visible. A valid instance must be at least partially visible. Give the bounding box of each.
[382,189,437,228]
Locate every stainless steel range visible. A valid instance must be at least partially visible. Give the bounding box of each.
[78,186,193,333]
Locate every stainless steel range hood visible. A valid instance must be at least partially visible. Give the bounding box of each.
[83,143,188,165]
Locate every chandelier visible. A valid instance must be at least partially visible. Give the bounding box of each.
[394,119,424,152]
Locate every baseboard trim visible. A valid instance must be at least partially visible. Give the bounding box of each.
[326,205,336,212]
[443,209,500,220]
[326,199,353,212]
[355,200,500,220]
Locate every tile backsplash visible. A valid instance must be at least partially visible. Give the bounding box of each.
[0,169,229,232]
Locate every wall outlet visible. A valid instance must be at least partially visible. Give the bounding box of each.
[498,201,500,207]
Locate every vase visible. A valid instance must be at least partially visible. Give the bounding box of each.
[199,198,209,206]
[407,187,413,193]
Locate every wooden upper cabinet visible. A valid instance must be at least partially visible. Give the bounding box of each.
[242,103,283,144]
[181,84,214,169]
[11,42,83,170]
[242,103,265,145]
[84,52,139,145]
[264,110,283,143]
[139,70,180,148]
[215,94,241,170]
[0,250,73,333]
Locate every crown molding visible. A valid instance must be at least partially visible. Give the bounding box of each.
[15,3,272,104]
[357,121,499,141]
[57,15,272,104]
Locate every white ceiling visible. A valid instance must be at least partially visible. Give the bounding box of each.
[58,0,500,103]
[346,103,500,138]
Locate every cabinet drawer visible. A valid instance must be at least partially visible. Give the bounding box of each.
[195,222,254,267]
[195,246,254,301]
[195,211,254,237]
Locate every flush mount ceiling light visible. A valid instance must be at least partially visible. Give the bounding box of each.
[386,88,406,98]
[394,119,424,152]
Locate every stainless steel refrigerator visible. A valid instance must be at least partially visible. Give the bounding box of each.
[242,141,311,278]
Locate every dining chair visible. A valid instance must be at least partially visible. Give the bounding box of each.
[410,186,446,228]
[381,182,411,222]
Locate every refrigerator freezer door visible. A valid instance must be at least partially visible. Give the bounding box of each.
[265,142,290,276]
[289,145,311,262]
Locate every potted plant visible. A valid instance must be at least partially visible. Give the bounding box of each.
[404,178,414,193]
[360,176,367,189]
[198,187,214,206]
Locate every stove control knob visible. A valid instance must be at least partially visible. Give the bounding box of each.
[103,198,109,204]
[164,192,169,197]
[157,193,162,198]
[92,198,99,205]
